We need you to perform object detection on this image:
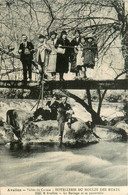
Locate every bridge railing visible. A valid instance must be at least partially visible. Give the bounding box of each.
[0,53,39,81]
[0,68,39,81]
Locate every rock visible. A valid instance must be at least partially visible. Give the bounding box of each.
[114,121,128,134]
[109,116,124,126]
[22,120,59,142]
[3,109,99,146]
[94,125,127,141]
[0,127,10,145]
[0,116,4,126]
[0,136,5,145]
[9,118,98,146]
[64,120,98,146]
[4,108,127,145]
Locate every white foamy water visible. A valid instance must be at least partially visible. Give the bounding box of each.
[0,141,127,186]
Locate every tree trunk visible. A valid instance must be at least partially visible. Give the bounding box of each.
[61,89,104,125]
[97,89,107,116]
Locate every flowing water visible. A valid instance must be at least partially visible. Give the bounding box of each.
[0,141,127,186]
[0,99,127,186]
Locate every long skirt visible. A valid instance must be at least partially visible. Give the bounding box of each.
[83,50,95,68]
[70,53,77,72]
[47,52,57,73]
[56,53,69,73]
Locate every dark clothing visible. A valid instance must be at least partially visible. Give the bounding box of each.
[70,38,80,72]
[19,41,34,81]
[6,109,22,140]
[57,102,72,122]
[46,100,59,120]
[22,57,32,80]
[57,102,72,144]
[55,38,70,73]
[33,108,51,120]
[83,39,98,69]
[19,42,34,60]
[58,121,65,143]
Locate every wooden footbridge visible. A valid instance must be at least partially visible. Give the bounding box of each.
[0,79,127,90]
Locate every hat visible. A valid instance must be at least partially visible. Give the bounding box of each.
[85,36,95,41]
[50,31,57,37]
[22,34,27,37]
[38,34,46,39]
[61,30,67,37]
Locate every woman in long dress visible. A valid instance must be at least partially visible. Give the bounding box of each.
[47,31,57,80]
[36,34,51,80]
[55,31,70,81]
[70,30,81,76]
[83,37,98,69]
[75,37,86,79]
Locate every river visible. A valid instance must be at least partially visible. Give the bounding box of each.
[0,99,127,186]
[0,141,127,186]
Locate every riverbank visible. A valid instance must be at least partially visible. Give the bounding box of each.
[0,88,127,103]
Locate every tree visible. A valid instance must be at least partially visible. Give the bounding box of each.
[0,0,127,124]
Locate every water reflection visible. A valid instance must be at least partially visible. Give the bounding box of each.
[4,142,67,158]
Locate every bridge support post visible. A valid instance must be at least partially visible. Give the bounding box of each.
[41,80,45,106]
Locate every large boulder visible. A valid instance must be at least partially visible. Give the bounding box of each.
[0,116,4,126]
[4,109,99,146]
[64,119,98,145]
[114,121,128,134]
[94,125,127,141]
[4,109,33,142]
[0,127,10,145]
[22,118,99,145]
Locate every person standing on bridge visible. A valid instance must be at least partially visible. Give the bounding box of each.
[75,37,86,79]
[18,34,34,81]
[36,34,51,81]
[46,31,58,80]
[83,37,98,69]
[70,30,81,78]
[55,31,70,81]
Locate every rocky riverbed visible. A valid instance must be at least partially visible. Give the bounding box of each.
[0,98,127,146]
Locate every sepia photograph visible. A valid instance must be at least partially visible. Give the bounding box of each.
[0,0,128,192]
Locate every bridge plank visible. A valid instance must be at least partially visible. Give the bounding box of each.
[0,79,127,90]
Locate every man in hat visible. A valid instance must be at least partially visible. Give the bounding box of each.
[46,94,59,120]
[57,96,73,144]
[18,34,34,81]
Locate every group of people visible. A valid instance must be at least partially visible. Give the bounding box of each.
[18,30,98,81]
[6,95,73,145]
[33,95,73,144]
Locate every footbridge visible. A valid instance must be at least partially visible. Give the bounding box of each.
[0,79,127,90]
